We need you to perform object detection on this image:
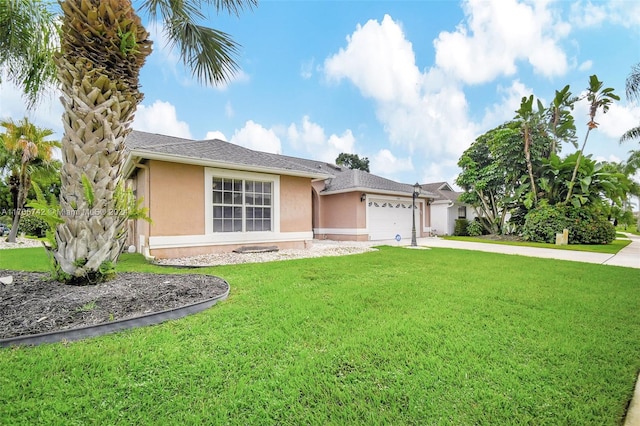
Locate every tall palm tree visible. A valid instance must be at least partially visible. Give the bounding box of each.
[56,0,256,283]
[3,0,256,283]
[514,95,546,207]
[620,63,640,143]
[565,75,619,203]
[0,118,59,242]
[0,0,59,107]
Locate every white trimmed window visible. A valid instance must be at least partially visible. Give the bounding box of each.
[205,168,279,235]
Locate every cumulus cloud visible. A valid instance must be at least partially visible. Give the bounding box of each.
[134,100,192,138]
[230,120,282,154]
[434,0,569,84]
[481,80,535,129]
[325,14,421,105]
[323,15,478,160]
[205,130,227,141]
[370,149,414,178]
[286,116,356,163]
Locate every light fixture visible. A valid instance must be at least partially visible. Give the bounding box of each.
[360,193,366,202]
[411,182,421,247]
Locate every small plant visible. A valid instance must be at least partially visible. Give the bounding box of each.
[76,301,96,312]
[466,220,483,237]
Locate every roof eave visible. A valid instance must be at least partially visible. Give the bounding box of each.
[321,187,437,198]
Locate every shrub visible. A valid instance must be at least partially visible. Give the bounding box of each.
[565,207,615,244]
[522,203,567,243]
[454,219,469,236]
[523,203,615,244]
[18,214,49,238]
[467,220,483,237]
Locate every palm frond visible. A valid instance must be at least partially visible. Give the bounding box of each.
[626,63,640,102]
[620,126,640,144]
[140,0,256,86]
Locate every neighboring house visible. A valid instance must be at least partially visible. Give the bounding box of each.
[124,131,437,258]
[421,182,476,236]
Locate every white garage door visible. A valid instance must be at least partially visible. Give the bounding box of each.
[368,199,417,241]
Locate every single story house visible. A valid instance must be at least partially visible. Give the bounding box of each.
[123,131,449,258]
[421,182,477,236]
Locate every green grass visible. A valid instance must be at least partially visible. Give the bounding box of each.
[1,248,639,424]
[443,235,631,254]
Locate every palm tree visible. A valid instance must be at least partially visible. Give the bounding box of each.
[4,0,256,283]
[0,118,59,242]
[565,75,619,203]
[515,95,546,207]
[620,63,640,143]
[0,0,59,107]
[547,85,577,156]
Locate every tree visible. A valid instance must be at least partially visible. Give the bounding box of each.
[620,63,640,143]
[0,118,59,242]
[546,85,578,156]
[456,123,526,234]
[0,0,59,107]
[514,95,547,207]
[565,75,619,203]
[336,153,370,172]
[4,0,256,283]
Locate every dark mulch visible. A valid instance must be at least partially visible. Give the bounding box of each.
[0,269,228,339]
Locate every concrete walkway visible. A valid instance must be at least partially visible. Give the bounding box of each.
[397,233,640,269]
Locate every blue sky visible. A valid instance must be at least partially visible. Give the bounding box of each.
[2,0,640,187]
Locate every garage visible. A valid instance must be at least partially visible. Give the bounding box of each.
[367,198,419,241]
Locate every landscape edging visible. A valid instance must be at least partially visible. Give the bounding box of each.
[0,282,229,347]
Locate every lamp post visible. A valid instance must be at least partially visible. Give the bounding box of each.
[411,182,421,247]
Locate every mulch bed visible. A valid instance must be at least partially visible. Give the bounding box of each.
[0,269,228,339]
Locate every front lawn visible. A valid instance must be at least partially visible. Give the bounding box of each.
[443,235,631,254]
[1,247,639,424]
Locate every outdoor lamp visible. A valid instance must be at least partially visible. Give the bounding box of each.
[411,182,420,246]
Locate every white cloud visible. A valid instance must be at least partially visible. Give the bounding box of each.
[134,100,192,138]
[286,116,356,163]
[324,14,421,105]
[570,1,640,29]
[370,149,413,178]
[205,130,227,141]
[230,120,282,154]
[225,102,234,118]
[481,80,534,129]
[434,0,569,84]
[300,58,315,80]
[578,60,593,72]
[0,79,63,139]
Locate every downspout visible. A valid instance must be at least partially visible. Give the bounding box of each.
[134,161,154,261]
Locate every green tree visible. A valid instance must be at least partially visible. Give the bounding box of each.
[0,117,60,242]
[565,75,619,203]
[514,95,547,207]
[456,123,526,234]
[4,0,256,283]
[336,153,370,172]
[546,85,578,156]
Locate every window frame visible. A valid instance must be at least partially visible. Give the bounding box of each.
[205,168,280,235]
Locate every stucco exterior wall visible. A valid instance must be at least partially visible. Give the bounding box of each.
[280,175,312,232]
[149,160,205,236]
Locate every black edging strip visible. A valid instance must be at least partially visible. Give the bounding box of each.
[0,283,230,348]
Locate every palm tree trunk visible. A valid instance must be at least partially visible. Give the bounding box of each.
[53,0,151,283]
[565,128,592,204]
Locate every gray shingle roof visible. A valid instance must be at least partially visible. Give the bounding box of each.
[126,130,438,198]
[421,182,462,202]
[126,131,330,178]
